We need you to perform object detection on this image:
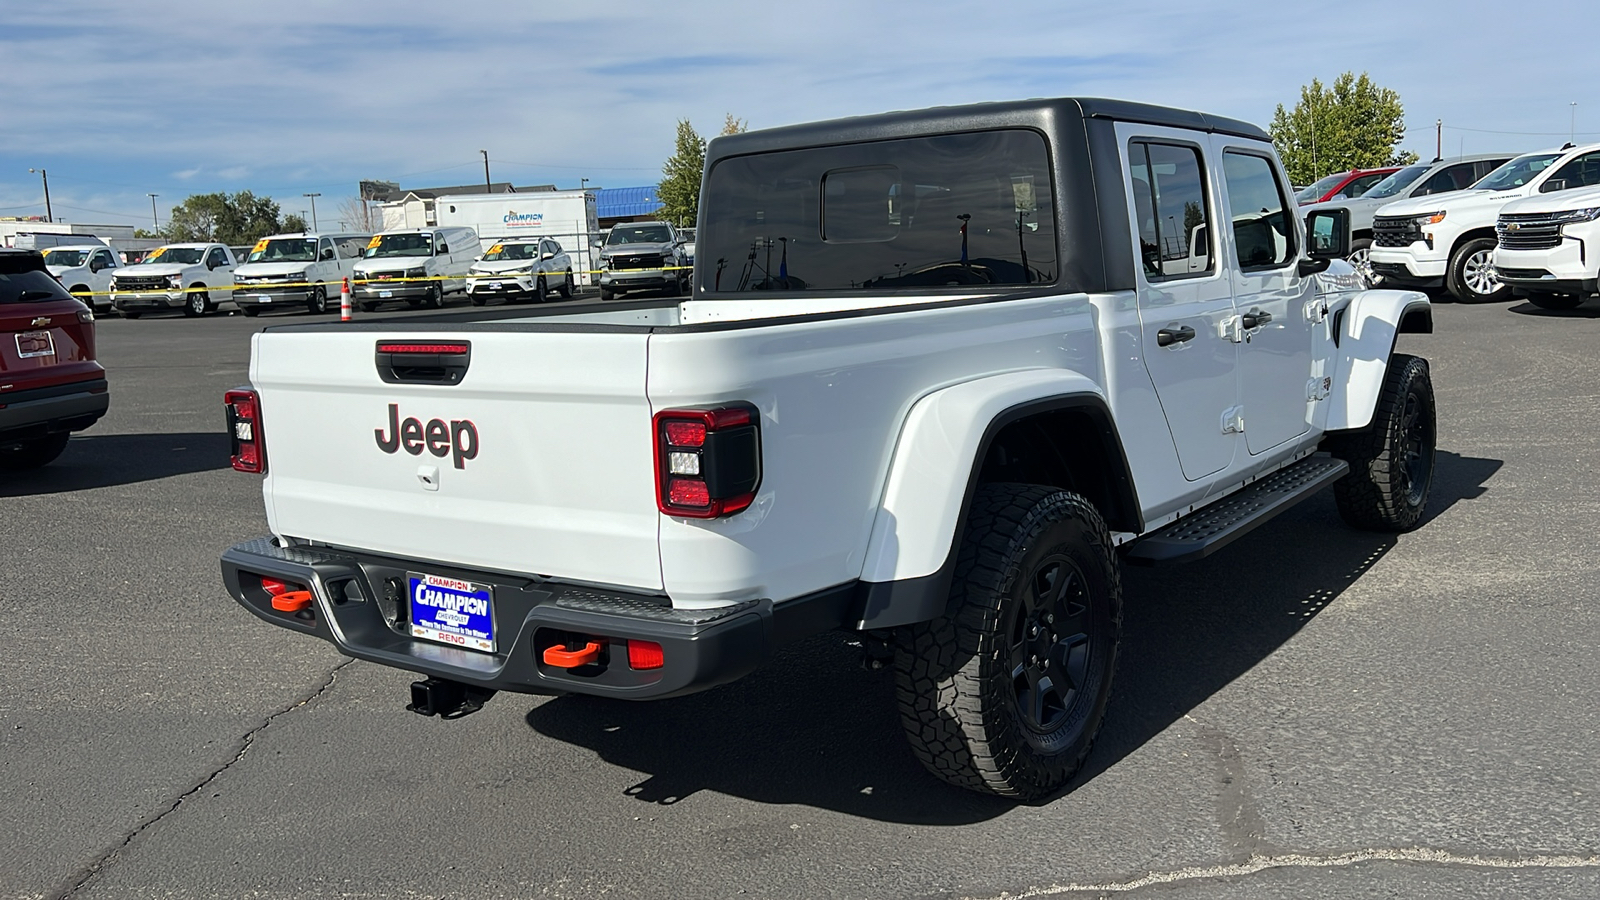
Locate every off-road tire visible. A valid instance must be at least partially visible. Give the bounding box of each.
[1525,291,1584,311]
[1446,237,1510,303]
[559,271,574,298]
[305,285,328,314]
[894,483,1121,800]
[0,432,70,471]
[1325,353,1436,532]
[183,286,209,317]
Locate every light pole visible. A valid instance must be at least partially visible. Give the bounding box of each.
[147,193,159,230]
[303,192,321,231]
[580,177,589,193]
[28,168,52,222]
[480,149,491,193]
[1572,102,1579,143]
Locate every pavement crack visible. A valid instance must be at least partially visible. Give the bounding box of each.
[46,658,355,900]
[963,847,1600,898]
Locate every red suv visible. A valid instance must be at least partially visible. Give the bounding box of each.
[1,249,109,470]
[1293,167,1400,206]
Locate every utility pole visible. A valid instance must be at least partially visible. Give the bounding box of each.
[28,168,52,222]
[1572,102,1579,143]
[303,192,321,231]
[1436,119,1442,159]
[480,149,491,193]
[148,193,159,230]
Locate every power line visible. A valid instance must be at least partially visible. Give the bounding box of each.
[495,158,657,172]
[1421,123,1600,137]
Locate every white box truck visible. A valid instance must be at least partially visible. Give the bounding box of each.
[433,191,600,286]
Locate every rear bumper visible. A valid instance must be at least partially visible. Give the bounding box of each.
[0,377,110,441]
[221,538,851,700]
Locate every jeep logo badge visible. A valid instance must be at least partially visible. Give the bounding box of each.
[375,404,479,469]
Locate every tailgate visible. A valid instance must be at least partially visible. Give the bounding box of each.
[253,328,661,590]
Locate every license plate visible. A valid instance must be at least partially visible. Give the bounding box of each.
[488,282,502,290]
[15,330,55,359]
[379,290,393,298]
[255,294,272,302]
[407,572,495,652]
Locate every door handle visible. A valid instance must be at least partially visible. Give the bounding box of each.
[1242,309,1273,329]
[1157,324,1197,347]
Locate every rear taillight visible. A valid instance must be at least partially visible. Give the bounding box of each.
[225,387,265,473]
[653,406,761,518]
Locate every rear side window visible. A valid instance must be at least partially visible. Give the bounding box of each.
[1415,163,1479,196]
[1542,151,1600,192]
[1128,141,1212,280]
[698,129,1057,293]
[0,255,73,303]
[1222,152,1295,269]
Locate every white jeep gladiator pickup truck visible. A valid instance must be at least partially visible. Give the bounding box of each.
[220,98,1437,800]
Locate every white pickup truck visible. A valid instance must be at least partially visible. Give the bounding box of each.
[220,98,1437,799]
[1493,181,1600,310]
[111,242,237,318]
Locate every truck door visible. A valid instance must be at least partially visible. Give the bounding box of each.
[1124,131,1239,481]
[1216,146,1317,455]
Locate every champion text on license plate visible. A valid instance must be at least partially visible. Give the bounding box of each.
[408,573,495,652]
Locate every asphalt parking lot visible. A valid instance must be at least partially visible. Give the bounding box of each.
[2,291,1597,900]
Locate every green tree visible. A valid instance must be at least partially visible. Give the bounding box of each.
[1270,72,1420,186]
[160,191,295,244]
[657,119,707,228]
[721,113,748,136]
[282,213,309,234]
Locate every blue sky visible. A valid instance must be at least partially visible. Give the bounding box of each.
[3,0,1596,231]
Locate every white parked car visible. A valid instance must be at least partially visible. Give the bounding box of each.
[42,244,121,314]
[352,226,479,311]
[1493,180,1600,309]
[110,243,237,318]
[465,237,575,306]
[1368,143,1600,302]
[232,233,371,316]
[219,97,1436,800]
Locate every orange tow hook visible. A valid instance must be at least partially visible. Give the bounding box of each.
[543,640,604,668]
[271,590,314,612]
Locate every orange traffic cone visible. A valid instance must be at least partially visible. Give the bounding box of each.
[340,277,352,321]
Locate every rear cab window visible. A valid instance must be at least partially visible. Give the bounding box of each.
[697,130,1058,294]
[1128,140,1212,280]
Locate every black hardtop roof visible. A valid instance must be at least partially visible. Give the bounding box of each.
[705,97,1269,162]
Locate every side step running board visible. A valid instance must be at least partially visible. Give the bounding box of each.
[1125,455,1349,565]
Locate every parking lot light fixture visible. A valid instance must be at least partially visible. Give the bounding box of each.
[28,168,52,222]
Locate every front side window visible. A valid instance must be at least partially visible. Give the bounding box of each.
[1222,152,1294,269]
[1542,151,1600,192]
[1293,172,1348,205]
[93,250,115,269]
[1129,141,1211,279]
[698,129,1057,293]
[1336,171,1388,199]
[207,247,229,268]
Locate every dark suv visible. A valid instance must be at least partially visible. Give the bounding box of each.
[0,249,109,470]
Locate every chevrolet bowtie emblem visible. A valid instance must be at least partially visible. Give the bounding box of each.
[1505,223,1521,231]
[31,317,51,327]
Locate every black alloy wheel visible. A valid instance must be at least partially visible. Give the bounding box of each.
[1327,353,1436,531]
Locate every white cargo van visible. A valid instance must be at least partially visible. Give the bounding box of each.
[42,244,121,314]
[231,233,371,316]
[351,226,479,311]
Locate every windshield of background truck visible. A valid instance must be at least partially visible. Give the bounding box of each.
[42,249,89,267]
[137,247,203,265]
[1473,154,1561,191]
[1362,164,1430,199]
[699,129,1057,293]
[365,233,434,258]
[607,225,672,245]
[1294,172,1348,204]
[248,238,316,263]
[480,242,537,261]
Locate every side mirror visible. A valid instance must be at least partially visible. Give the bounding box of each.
[1542,178,1568,193]
[1304,208,1350,260]
[541,251,554,261]
[437,244,449,253]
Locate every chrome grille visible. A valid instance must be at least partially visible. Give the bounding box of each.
[1496,214,1564,251]
[113,275,168,291]
[612,253,663,269]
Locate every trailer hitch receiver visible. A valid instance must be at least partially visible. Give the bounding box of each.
[406,677,496,719]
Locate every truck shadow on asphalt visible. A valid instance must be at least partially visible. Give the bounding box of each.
[1507,301,1600,318]
[0,432,230,497]
[525,450,1501,824]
